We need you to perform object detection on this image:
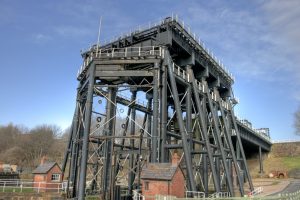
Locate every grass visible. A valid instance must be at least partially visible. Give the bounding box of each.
[281,156,300,169]
[0,187,34,193]
[86,195,101,200]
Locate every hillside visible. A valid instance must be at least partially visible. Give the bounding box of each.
[248,142,300,178]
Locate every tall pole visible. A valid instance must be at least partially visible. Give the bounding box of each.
[96,16,102,57]
[78,63,96,199]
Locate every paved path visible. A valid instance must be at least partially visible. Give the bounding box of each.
[271,179,300,195]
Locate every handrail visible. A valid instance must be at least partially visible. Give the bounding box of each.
[0,180,67,193]
[81,14,234,83]
[248,186,263,197]
[236,117,271,142]
[185,191,205,198]
[77,46,163,79]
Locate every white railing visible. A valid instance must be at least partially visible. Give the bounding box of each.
[133,190,145,200]
[0,179,67,193]
[80,14,234,83]
[208,192,230,198]
[171,62,231,112]
[118,92,147,108]
[248,186,263,197]
[235,117,271,142]
[77,46,162,79]
[171,14,234,83]
[185,191,205,198]
[272,139,300,144]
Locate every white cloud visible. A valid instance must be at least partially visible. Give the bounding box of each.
[180,1,299,87]
[54,25,94,38]
[33,33,51,43]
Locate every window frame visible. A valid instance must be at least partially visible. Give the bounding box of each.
[145,181,149,190]
[51,173,61,182]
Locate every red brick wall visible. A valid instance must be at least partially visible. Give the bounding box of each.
[33,175,46,189]
[33,164,62,192]
[142,180,169,199]
[170,168,185,197]
[141,168,185,199]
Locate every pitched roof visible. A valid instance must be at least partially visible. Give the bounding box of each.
[141,163,179,181]
[32,162,58,174]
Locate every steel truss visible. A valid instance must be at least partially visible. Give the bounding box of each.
[62,45,253,199]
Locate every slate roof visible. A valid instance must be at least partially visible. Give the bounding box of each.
[32,162,58,174]
[141,163,179,181]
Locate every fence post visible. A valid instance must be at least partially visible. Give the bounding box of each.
[20,184,23,193]
[2,181,5,192]
[38,182,41,193]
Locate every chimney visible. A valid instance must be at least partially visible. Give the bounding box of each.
[41,156,47,165]
[172,152,180,166]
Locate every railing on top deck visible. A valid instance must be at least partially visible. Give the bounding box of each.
[77,46,162,79]
[80,14,234,83]
[171,62,230,111]
[236,117,271,142]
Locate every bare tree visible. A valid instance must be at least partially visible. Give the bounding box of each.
[295,106,300,135]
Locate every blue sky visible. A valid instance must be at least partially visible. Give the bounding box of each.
[0,0,299,140]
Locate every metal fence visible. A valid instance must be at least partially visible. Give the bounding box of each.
[155,190,300,200]
[0,179,66,193]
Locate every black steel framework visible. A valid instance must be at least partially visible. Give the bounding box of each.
[62,16,271,199]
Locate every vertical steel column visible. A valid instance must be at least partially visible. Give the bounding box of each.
[230,108,254,191]
[186,66,193,152]
[215,156,221,190]
[102,87,117,199]
[128,89,137,195]
[146,96,152,154]
[78,64,96,200]
[160,65,168,162]
[202,154,209,196]
[151,62,159,163]
[185,70,193,192]
[166,53,196,192]
[218,99,245,195]
[187,67,220,192]
[137,111,148,190]
[259,146,264,174]
[205,86,234,196]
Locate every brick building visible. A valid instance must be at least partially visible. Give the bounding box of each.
[32,158,62,192]
[141,153,185,198]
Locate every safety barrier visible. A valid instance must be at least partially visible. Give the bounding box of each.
[77,46,163,79]
[0,179,66,193]
[133,190,145,200]
[248,187,263,197]
[185,191,205,198]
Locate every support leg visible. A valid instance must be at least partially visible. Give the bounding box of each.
[78,64,96,200]
[151,62,159,162]
[166,55,196,192]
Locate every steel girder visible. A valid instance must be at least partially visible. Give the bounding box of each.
[62,46,254,199]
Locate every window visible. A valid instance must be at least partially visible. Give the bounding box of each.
[145,181,149,190]
[51,173,60,182]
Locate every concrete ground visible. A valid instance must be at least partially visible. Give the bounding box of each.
[251,178,300,197]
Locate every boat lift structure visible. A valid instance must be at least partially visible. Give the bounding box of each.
[62,16,270,199]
